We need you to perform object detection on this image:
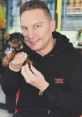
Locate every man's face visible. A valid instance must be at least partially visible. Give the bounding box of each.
[20,9,55,55]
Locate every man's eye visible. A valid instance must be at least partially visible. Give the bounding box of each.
[35,25,41,28]
[36,25,40,27]
[21,27,28,31]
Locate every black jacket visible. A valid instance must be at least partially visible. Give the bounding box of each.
[2,32,82,117]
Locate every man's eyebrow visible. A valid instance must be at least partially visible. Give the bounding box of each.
[21,26,28,28]
[34,22,43,24]
[21,22,44,28]
[32,22,44,26]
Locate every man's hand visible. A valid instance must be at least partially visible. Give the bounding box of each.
[9,52,27,72]
[21,64,49,91]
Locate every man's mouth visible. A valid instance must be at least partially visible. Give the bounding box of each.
[30,40,39,45]
[26,39,40,46]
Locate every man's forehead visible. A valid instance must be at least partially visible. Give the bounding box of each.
[20,9,51,26]
[20,9,49,20]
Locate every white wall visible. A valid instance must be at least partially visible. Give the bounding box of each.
[60,31,79,48]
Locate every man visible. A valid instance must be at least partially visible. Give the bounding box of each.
[2,0,82,117]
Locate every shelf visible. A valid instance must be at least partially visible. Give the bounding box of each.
[66,6,82,15]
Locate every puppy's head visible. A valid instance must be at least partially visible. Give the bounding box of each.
[5,32,24,50]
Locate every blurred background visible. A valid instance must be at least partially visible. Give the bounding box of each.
[0,0,82,116]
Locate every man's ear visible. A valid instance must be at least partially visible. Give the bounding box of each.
[51,20,56,32]
[4,33,10,41]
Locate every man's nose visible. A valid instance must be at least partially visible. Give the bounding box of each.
[27,28,34,38]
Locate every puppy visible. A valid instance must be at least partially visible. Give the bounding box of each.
[2,32,32,67]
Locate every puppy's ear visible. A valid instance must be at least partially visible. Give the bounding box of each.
[4,33,10,41]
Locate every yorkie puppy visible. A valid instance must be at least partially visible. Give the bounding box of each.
[2,32,32,67]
